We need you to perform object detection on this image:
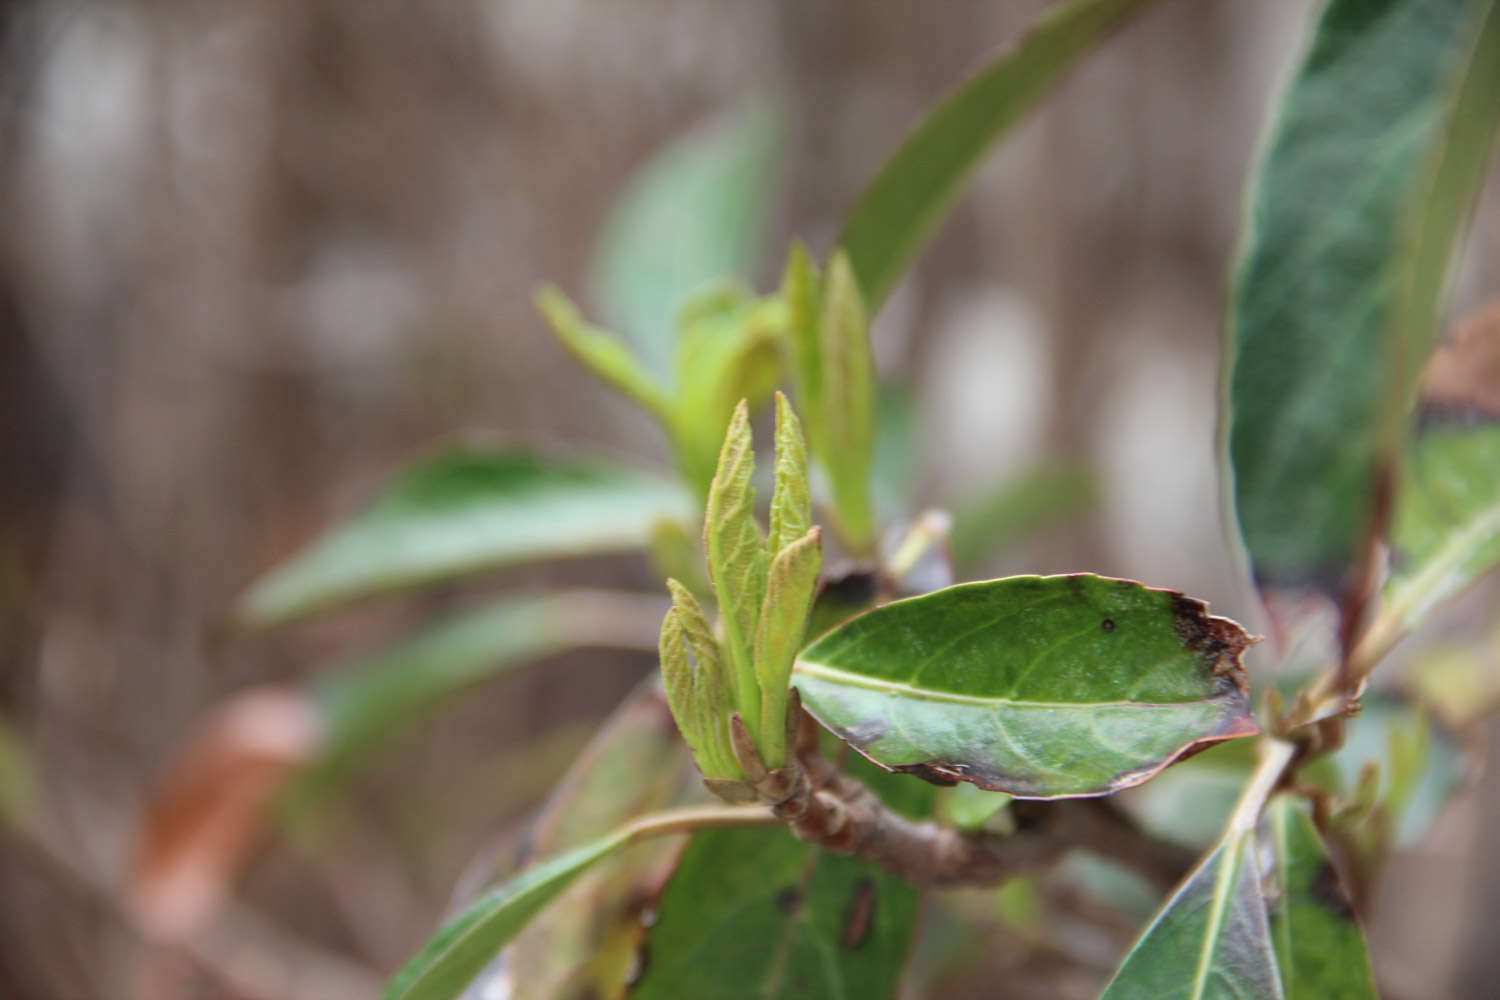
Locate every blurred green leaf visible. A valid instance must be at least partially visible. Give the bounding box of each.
[0,715,31,825]
[535,286,672,423]
[1227,0,1500,598]
[593,104,782,379]
[285,590,663,816]
[1118,739,1260,849]
[238,448,692,628]
[795,575,1259,798]
[949,464,1098,574]
[818,253,877,553]
[500,682,701,1000]
[629,828,920,1000]
[1263,798,1380,1000]
[870,382,918,522]
[940,781,1012,834]
[669,286,783,498]
[1384,304,1500,636]
[383,829,632,1000]
[1409,632,1500,728]
[837,0,1154,309]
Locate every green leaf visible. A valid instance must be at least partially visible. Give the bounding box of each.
[1263,799,1380,1000]
[1384,306,1500,636]
[780,243,824,431]
[238,448,693,628]
[819,253,877,552]
[836,0,1154,309]
[754,528,822,769]
[1101,831,1282,1000]
[669,287,784,498]
[500,681,700,1000]
[592,103,781,379]
[285,591,663,815]
[940,782,1013,834]
[663,580,738,779]
[1227,0,1500,596]
[767,392,812,556]
[535,285,672,424]
[794,575,1259,798]
[703,401,767,736]
[1387,422,1500,628]
[629,828,920,1000]
[949,464,1098,575]
[383,830,631,1000]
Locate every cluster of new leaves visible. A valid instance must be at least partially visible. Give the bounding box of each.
[660,395,822,779]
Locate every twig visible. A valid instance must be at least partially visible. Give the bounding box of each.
[724,696,1197,891]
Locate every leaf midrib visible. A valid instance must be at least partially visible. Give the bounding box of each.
[793,659,1216,710]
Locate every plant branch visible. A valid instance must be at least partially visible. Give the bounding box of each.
[725,696,1197,891]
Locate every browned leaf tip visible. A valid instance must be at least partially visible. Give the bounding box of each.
[130,687,321,941]
[1170,592,1257,697]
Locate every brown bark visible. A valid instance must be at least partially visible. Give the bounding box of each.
[722,696,1196,891]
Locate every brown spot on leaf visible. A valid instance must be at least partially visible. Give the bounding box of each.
[1170,593,1254,696]
[892,761,964,787]
[1101,618,1116,633]
[1310,860,1357,919]
[842,879,876,950]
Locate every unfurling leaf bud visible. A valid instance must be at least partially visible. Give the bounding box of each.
[754,527,823,768]
[703,400,766,738]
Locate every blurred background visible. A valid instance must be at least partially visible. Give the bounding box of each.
[3,1,1499,997]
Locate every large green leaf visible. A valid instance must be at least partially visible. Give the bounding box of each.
[1227,0,1500,596]
[794,575,1259,799]
[629,827,920,1000]
[836,0,1154,309]
[592,104,781,378]
[283,590,663,815]
[382,830,632,1000]
[238,447,692,628]
[1101,797,1377,1000]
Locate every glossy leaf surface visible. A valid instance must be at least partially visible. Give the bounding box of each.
[837,0,1153,309]
[1263,799,1380,1000]
[382,831,629,1000]
[629,827,920,1000]
[1101,833,1281,1000]
[1102,798,1377,1000]
[592,104,780,378]
[795,575,1258,798]
[1228,0,1500,595]
[238,448,691,628]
